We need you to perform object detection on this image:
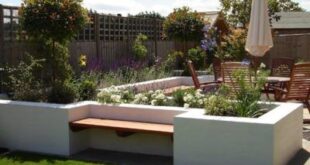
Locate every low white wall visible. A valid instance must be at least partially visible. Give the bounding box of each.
[0,99,187,157]
[0,100,71,156]
[174,103,303,165]
[101,76,215,92]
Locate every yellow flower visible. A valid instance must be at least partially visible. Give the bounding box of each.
[79,54,87,67]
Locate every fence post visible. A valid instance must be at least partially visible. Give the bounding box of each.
[94,13,101,58]
[0,5,4,92]
[154,18,158,58]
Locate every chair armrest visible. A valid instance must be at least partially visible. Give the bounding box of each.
[268,86,287,93]
[200,81,220,86]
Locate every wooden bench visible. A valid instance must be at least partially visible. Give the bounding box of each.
[70,118,174,137]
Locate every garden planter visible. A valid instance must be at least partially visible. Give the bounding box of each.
[174,102,303,165]
[0,77,304,165]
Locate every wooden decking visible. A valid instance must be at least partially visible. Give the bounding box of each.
[70,118,174,135]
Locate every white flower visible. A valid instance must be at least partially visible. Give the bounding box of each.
[151,100,157,106]
[184,103,190,108]
[111,95,121,103]
[260,63,266,69]
[198,99,203,105]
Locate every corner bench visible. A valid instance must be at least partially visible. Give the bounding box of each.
[70,118,174,137]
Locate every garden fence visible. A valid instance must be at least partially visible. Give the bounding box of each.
[1,4,310,71]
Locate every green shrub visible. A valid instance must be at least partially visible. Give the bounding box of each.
[163,6,204,41]
[48,81,78,104]
[216,29,247,61]
[132,34,148,59]
[204,95,235,116]
[3,55,44,102]
[75,72,98,101]
[20,0,89,92]
[171,88,196,107]
[187,47,207,70]
[204,69,268,118]
[78,80,97,101]
[98,66,172,88]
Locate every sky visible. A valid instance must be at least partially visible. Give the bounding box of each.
[0,0,309,16]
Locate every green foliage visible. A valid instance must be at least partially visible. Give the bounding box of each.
[187,47,207,70]
[171,88,196,107]
[3,55,44,102]
[205,94,235,116]
[132,34,148,59]
[220,0,304,27]
[216,29,247,61]
[98,66,172,88]
[20,0,89,43]
[76,72,97,101]
[42,40,73,84]
[163,47,206,72]
[48,81,78,104]
[205,69,268,118]
[268,0,304,13]
[20,0,88,103]
[0,151,108,165]
[231,69,267,117]
[135,11,164,19]
[163,6,204,41]
[163,51,184,70]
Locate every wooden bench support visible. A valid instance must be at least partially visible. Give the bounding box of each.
[69,118,174,137]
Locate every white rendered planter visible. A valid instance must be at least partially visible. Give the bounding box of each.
[0,77,304,164]
[174,102,303,165]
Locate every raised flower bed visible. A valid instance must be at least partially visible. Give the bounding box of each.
[0,76,303,164]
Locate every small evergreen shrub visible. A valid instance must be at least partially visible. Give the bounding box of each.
[132,34,148,59]
[48,81,77,104]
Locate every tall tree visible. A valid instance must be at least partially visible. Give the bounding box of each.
[220,0,304,27]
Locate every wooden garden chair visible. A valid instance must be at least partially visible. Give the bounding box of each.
[187,60,219,92]
[264,58,295,99]
[272,62,310,113]
[221,62,252,96]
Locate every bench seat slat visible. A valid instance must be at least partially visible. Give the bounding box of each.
[70,118,174,135]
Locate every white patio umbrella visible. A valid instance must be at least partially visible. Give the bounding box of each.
[245,0,273,57]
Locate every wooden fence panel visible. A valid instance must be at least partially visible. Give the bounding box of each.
[265,34,310,66]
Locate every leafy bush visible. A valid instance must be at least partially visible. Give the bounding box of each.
[204,95,235,116]
[163,6,204,41]
[20,0,89,103]
[187,47,207,70]
[216,28,247,61]
[171,88,196,107]
[74,72,98,101]
[204,69,267,117]
[47,81,78,104]
[132,34,148,59]
[20,0,89,43]
[78,80,97,101]
[98,66,172,88]
[3,55,44,102]
[183,89,206,108]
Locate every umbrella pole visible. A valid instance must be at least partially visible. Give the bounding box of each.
[251,56,261,81]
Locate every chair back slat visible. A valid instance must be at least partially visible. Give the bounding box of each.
[286,63,310,100]
[221,62,251,95]
[187,60,200,89]
[271,58,295,77]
